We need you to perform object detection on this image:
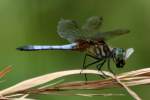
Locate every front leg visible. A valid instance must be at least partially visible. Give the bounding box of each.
[107,58,115,75]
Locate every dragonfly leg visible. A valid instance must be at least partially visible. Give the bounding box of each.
[82,54,87,71]
[80,54,100,81]
[107,58,115,75]
[96,59,108,78]
[81,54,88,81]
[81,54,99,71]
[80,54,87,75]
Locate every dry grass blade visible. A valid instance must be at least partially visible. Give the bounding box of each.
[75,93,124,97]
[8,98,35,100]
[114,76,141,100]
[0,70,113,96]
[46,93,124,97]
[0,68,150,100]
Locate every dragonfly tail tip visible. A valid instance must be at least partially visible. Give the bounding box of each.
[16,45,35,51]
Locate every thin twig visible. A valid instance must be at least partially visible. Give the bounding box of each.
[0,66,12,78]
[113,76,141,100]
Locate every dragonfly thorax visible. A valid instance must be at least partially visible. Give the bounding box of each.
[86,41,112,59]
[86,43,127,68]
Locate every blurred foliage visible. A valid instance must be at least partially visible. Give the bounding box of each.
[0,0,150,100]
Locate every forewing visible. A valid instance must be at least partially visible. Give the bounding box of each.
[88,29,130,41]
[57,19,84,42]
[82,16,103,35]
[125,48,134,60]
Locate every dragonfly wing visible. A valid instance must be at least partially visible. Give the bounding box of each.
[125,48,134,60]
[81,17,129,41]
[88,29,130,41]
[82,16,103,35]
[17,43,78,51]
[57,17,130,42]
[57,19,84,42]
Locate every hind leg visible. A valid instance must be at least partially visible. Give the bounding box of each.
[81,54,100,81]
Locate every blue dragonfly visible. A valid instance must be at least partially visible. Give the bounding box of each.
[17,16,134,79]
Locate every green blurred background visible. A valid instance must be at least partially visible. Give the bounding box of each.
[0,0,150,100]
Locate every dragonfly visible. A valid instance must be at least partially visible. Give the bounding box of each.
[17,16,134,79]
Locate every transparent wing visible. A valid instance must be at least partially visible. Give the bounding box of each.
[82,16,103,35]
[57,19,84,42]
[125,48,134,60]
[57,17,130,42]
[81,16,129,41]
[87,29,130,41]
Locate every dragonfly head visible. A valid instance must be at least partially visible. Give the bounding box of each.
[112,48,126,68]
[112,48,134,68]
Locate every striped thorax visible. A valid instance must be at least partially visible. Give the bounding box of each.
[86,41,112,59]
